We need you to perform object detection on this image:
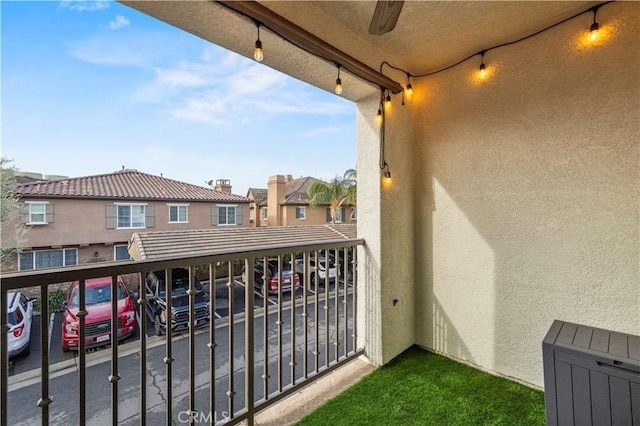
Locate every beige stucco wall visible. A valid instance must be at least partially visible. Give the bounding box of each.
[413,2,639,387]
[16,198,250,249]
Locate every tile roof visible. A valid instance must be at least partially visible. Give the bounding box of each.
[13,170,249,202]
[129,223,358,260]
[247,188,268,204]
[282,177,325,205]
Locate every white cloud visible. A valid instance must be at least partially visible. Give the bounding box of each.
[109,15,130,30]
[60,1,110,12]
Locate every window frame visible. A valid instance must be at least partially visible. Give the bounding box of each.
[26,201,48,225]
[113,244,131,261]
[18,248,78,271]
[168,204,189,224]
[217,204,237,226]
[261,207,268,220]
[115,203,147,229]
[295,206,306,220]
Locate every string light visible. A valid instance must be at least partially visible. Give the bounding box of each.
[405,73,413,98]
[335,64,343,95]
[253,22,264,62]
[385,91,392,109]
[376,107,383,126]
[478,51,487,80]
[589,5,601,42]
[383,166,392,185]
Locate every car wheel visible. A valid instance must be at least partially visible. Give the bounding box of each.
[23,340,31,357]
[154,315,164,336]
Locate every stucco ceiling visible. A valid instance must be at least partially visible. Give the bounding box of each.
[122,1,599,100]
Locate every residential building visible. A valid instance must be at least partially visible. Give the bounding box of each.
[2,170,250,271]
[247,174,356,227]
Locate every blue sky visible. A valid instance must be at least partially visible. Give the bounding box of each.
[1,1,356,195]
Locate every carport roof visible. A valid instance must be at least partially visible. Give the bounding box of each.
[128,224,357,261]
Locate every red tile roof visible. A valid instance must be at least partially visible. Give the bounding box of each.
[14,170,249,202]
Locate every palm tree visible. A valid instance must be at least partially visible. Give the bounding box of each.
[308,168,357,225]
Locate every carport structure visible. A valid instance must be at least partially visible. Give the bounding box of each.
[2,1,638,424]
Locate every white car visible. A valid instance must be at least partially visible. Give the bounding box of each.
[7,292,34,358]
[294,257,337,285]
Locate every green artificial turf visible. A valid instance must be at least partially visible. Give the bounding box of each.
[296,346,546,426]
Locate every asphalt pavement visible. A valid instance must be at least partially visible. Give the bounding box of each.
[7,285,355,425]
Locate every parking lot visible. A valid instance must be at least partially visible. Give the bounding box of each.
[8,276,349,378]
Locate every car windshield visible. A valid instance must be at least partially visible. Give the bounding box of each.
[70,283,128,307]
[158,277,202,297]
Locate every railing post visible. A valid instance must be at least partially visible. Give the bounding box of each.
[37,284,52,426]
[245,257,255,424]
[188,266,196,425]
[78,279,87,425]
[137,272,147,426]
[1,288,8,426]
[110,274,120,424]
[164,269,173,426]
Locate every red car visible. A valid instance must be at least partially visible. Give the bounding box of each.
[62,276,137,352]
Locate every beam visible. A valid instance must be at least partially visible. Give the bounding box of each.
[216,1,404,94]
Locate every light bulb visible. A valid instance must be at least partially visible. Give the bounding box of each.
[478,63,487,80]
[383,170,392,185]
[335,78,343,95]
[385,94,391,109]
[590,22,600,42]
[406,83,413,98]
[254,40,264,62]
[376,108,383,126]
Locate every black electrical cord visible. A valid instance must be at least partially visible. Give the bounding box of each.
[381,1,615,79]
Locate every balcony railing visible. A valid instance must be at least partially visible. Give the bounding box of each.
[1,238,363,425]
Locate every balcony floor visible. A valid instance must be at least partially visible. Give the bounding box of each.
[295,346,546,426]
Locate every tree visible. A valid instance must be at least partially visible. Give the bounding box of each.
[1,158,26,270]
[308,168,357,225]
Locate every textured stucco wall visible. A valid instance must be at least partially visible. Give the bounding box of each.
[357,91,416,365]
[413,2,639,387]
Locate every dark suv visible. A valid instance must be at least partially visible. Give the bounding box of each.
[145,268,210,336]
[242,259,301,295]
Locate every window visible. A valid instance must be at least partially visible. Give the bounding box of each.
[114,245,131,261]
[261,208,268,220]
[296,206,306,219]
[249,208,255,221]
[212,205,242,226]
[18,248,78,271]
[22,202,53,224]
[326,207,346,223]
[168,204,188,223]
[350,208,357,221]
[118,204,145,228]
[106,204,154,229]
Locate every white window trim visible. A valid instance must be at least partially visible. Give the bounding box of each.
[217,204,238,226]
[296,206,306,220]
[25,201,49,225]
[168,204,189,224]
[113,244,131,261]
[115,203,147,229]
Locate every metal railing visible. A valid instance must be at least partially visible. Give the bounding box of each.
[0,239,363,425]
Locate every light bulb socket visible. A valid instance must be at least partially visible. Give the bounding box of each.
[407,83,413,92]
[384,170,391,179]
[385,94,391,105]
[479,63,486,71]
[590,22,599,32]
